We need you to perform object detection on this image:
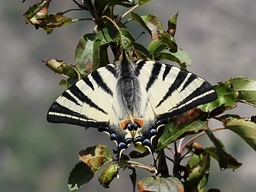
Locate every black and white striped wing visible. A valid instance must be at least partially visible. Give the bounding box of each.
[47,65,117,128]
[136,60,217,119]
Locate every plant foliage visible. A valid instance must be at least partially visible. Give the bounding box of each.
[23,0,256,191]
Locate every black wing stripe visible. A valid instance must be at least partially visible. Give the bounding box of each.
[83,77,94,90]
[179,81,216,106]
[156,69,188,107]
[146,63,162,91]
[91,70,113,96]
[106,64,116,77]
[135,60,146,76]
[159,88,216,118]
[62,91,80,105]
[47,67,115,126]
[47,102,107,127]
[69,85,108,115]
[180,73,197,92]
[162,63,171,81]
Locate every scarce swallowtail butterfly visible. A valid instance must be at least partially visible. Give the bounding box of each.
[47,52,217,162]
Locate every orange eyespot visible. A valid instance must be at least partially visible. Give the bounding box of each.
[119,118,145,130]
[134,118,144,127]
[119,119,132,130]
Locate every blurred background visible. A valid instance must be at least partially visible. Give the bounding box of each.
[1,0,256,191]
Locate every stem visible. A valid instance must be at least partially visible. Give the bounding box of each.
[72,66,81,80]
[102,15,120,30]
[92,1,99,21]
[74,18,95,22]
[62,8,84,14]
[72,0,87,9]
[213,116,224,122]
[179,126,226,152]
[157,150,169,176]
[120,160,156,173]
[177,138,184,151]
[173,145,182,177]
[165,154,174,163]
[166,146,175,154]
[83,0,96,20]
[180,150,191,160]
[121,4,140,19]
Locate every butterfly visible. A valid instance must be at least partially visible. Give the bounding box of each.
[47,52,217,162]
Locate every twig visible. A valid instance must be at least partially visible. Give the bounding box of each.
[179,126,226,152]
[72,0,87,9]
[121,4,139,19]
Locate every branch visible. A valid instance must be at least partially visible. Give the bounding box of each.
[72,0,87,9]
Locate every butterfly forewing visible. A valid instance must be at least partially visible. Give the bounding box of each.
[136,60,217,119]
[47,64,117,127]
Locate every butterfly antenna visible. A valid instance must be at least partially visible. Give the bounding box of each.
[128,31,145,51]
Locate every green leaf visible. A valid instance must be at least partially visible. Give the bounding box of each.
[167,12,179,36]
[96,27,118,46]
[141,14,164,39]
[68,145,113,190]
[157,109,208,150]
[109,0,136,7]
[42,13,73,34]
[23,0,49,25]
[223,117,256,151]
[75,27,118,74]
[98,164,119,188]
[147,39,166,58]
[159,48,191,66]
[83,0,110,19]
[133,43,151,60]
[118,28,135,50]
[134,14,178,57]
[199,82,239,112]
[131,12,151,35]
[75,34,95,75]
[24,2,73,34]
[137,176,184,192]
[185,146,210,192]
[225,76,256,107]
[129,150,150,159]
[93,27,119,68]
[204,128,228,169]
[78,145,113,173]
[59,78,78,88]
[68,162,94,191]
[170,48,190,64]
[138,0,151,6]
[43,59,78,78]
[159,32,177,51]
[204,146,242,169]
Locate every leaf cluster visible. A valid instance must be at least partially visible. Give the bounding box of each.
[23,0,256,192]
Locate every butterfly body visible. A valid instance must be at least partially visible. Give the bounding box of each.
[47,52,217,161]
